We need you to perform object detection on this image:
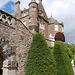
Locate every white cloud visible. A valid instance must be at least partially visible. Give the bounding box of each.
[0,0,75,44]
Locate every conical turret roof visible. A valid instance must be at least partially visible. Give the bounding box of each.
[48,16,58,24]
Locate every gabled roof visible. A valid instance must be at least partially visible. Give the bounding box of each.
[38,3,48,20]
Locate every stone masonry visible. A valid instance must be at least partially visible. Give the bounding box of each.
[0,9,33,75]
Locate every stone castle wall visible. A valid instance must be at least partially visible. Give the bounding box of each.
[15,20,33,75]
[0,17,33,75]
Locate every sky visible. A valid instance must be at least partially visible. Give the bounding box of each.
[0,0,75,45]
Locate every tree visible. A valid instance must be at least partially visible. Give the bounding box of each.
[64,44,73,61]
[25,33,57,75]
[66,43,75,65]
[55,32,65,42]
[53,41,74,75]
[66,43,75,56]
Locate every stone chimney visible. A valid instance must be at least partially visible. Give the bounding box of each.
[15,0,20,11]
[13,0,21,18]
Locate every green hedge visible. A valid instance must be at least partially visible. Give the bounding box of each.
[25,33,57,75]
[53,41,74,75]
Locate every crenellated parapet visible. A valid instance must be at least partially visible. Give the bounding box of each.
[0,10,15,28]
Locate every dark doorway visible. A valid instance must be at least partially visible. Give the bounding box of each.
[0,69,3,75]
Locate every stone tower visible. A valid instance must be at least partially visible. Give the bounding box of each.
[48,16,64,47]
[29,0,38,33]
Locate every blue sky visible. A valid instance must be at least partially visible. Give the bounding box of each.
[0,0,75,45]
[1,1,15,14]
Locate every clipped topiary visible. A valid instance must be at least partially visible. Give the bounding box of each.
[53,41,74,75]
[25,33,57,75]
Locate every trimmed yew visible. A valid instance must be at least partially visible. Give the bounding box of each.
[25,33,57,75]
[53,41,74,75]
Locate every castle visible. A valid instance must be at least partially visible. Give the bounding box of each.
[0,0,64,75]
[13,0,64,43]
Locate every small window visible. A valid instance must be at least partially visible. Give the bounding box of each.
[32,6,36,11]
[62,27,64,32]
[24,14,26,16]
[55,25,58,31]
[29,17,31,22]
[40,22,45,30]
[23,21,26,26]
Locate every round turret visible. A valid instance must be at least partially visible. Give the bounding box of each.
[29,0,38,33]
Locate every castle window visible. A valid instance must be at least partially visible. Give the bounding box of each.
[62,27,64,32]
[29,17,31,22]
[23,21,26,26]
[32,6,36,11]
[24,14,26,16]
[55,25,58,31]
[40,22,45,30]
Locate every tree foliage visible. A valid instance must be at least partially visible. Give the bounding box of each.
[53,41,74,75]
[25,33,57,75]
[66,43,75,56]
[64,44,73,61]
[66,43,75,65]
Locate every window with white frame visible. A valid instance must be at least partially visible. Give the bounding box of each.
[55,25,58,31]
[40,22,45,30]
[62,27,64,32]
[23,21,26,26]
